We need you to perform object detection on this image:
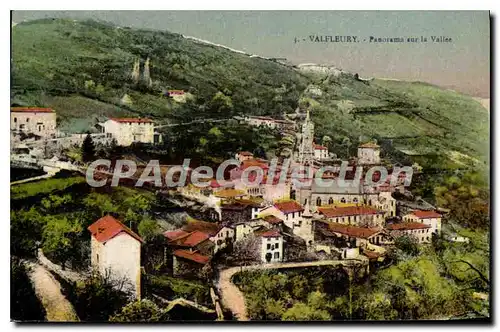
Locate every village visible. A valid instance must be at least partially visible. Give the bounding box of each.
[10,101,467,321]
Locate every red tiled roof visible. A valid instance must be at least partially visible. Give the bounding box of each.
[182,219,222,237]
[164,230,189,241]
[11,107,55,113]
[387,222,431,231]
[173,249,210,264]
[263,215,283,225]
[314,144,328,150]
[88,215,144,244]
[318,206,382,218]
[241,159,270,170]
[261,230,281,238]
[169,230,210,247]
[323,222,382,239]
[109,117,153,123]
[238,151,254,156]
[410,210,442,219]
[274,200,304,214]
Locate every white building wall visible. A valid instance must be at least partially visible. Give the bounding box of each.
[11,111,57,137]
[102,120,154,146]
[357,147,380,165]
[210,227,235,253]
[92,233,141,299]
[261,236,283,263]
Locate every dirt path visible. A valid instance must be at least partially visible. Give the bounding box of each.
[26,261,79,322]
[217,259,367,321]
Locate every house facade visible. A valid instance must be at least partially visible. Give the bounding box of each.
[260,230,283,263]
[314,144,329,160]
[11,107,57,138]
[386,222,432,243]
[88,215,144,299]
[402,210,442,235]
[100,118,155,146]
[317,205,386,228]
[357,142,381,165]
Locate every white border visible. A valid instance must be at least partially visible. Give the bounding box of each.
[3,2,496,332]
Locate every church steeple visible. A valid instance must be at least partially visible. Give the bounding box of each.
[298,108,315,166]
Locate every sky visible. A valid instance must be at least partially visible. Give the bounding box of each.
[12,11,490,97]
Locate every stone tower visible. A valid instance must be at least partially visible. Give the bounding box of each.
[143,57,153,87]
[131,58,140,84]
[298,109,315,166]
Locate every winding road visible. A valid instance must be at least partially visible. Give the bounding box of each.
[25,261,79,322]
[216,259,367,321]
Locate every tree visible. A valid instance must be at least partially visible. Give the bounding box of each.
[394,235,420,257]
[109,300,168,322]
[11,208,44,258]
[138,218,159,241]
[282,302,331,321]
[81,134,96,163]
[42,215,83,269]
[73,274,129,322]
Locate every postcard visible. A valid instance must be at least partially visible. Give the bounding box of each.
[10,10,490,322]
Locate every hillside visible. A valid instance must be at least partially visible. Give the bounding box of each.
[11,19,489,169]
[12,18,308,132]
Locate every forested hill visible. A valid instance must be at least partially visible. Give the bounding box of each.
[12,18,489,169]
[11,18,309,131]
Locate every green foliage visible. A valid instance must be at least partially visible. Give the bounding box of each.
[42,215,83,268]
[70,275,129,322]
[12,19,307,132]
[138,218,159,241]
[144,275,211,306]
[81,134,96,163]
[394,235,420,257]
[109,300,168,322]
[11,208,45,257]
[11,176,86,200]
[83,192,117,217]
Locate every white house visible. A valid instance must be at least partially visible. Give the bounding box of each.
[88,215,144,299]
[100,118,156,146]
[11,107,57,138]
[317,205,386,228]
[402,210,442,235]
[259,200,304,231]
[357,142,381,165]
[386,222,432,243]
[260,230,283,263]
[314,144,329,160]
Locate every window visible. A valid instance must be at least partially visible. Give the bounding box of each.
[328,198,333,205]
[341,197,346,203]
[316,197,322,206]
[353,197,358,203]
[14,117,17,123]
[275,242,279,249]
[274,252,279,259]
[96,254,99,263]
[267,243,271,249]
[26,118,29,123]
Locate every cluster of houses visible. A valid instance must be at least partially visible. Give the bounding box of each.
[85,141,444,300]
[12,107,447,301]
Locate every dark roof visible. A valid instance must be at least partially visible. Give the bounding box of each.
[263,215,283,225]
[173,249,210,264]
[274,200,304,214]
[318,206,383,218]
[88,215,144,244]
[182,219,222,237]
[318,221,382,239]
[11,107,55,113]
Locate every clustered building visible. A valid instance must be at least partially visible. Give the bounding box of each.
[82,108,446,297]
